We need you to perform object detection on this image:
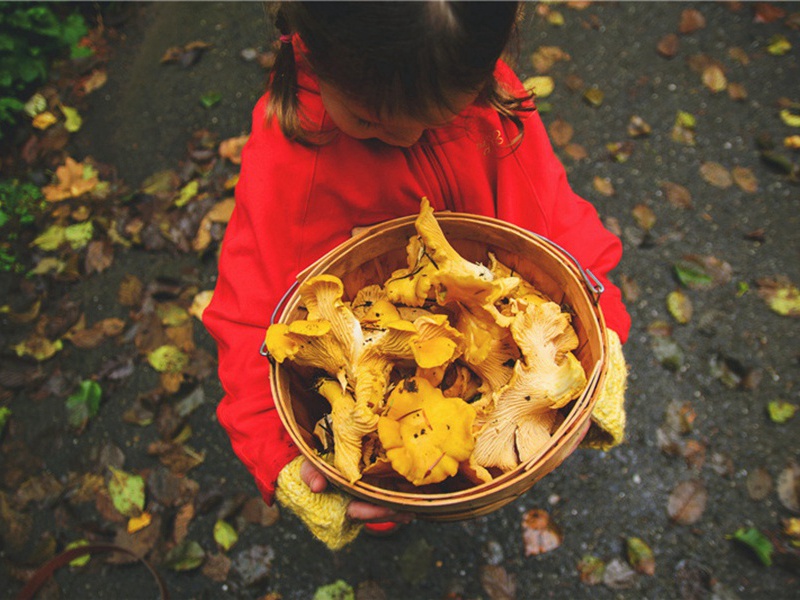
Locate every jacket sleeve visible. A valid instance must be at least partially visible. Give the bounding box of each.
[202,97,305,504]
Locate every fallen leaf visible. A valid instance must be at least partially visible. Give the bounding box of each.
[164,540,206,571]
[107,466,145,518]
[480,564,516,600]
[729,527,773,566]
[60,104,82,132]
[701,65,727,93]
[603,558,637,589]
[577,555,605,585]
[81,69,108,94]
[627,115,651,137]
[674,255,732,289]
[656,33,679,58]
[531,46,571,73]
[767,34,791,56]
[13,334,63,361]
[148,344,189,373]
[777,462,800,512]
[593,176,614,197]
[767,400,798,423]
[232,544,275,587]
[127,511,153,534]
[41,157,99,202]
[626,537,655,575]
[85,239,114,273]
[583,86,604,107]
[161,40,212,67]
[564,143,587,160]
[679,8,706,33]
[661,181,693,209]
[218,135,249,164]
[746,467,773,501]
[523,76,555,98]
[700,162,733,188]
[521,509,562,556]
[66,380,102,430]
[753,3,786,23]
[668,479,708,525]
[732,166,758,192]
[32,111,58,130]
[666,289,693,324]
[728,82,748,101]
[202,552,232,582]
[779,109,800,128]
[313,580,355,600]
[755,277,800,317]
[632,204,656,231]
[214,519,239,551]
[548,118,573,147]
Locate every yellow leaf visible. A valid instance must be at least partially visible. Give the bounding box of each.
[127,511,153,534]
[14,336,63,361]
[41,157,99,202]
[785,135,800,149]
[702,66,727,93]
[767,34,791,56]
[523,76,555,98]
[174,180,199,207]
[60,105,83,133]
[189,290,214,321]
[64,221,94,250]
[32,111,58,130]
[31,225,66,251]
[780,109,800,128]
[148,345,189,373]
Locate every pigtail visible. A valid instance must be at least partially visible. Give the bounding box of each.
[264,4,304,142]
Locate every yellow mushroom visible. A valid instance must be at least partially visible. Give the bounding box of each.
[410,313,465,387]
[377,377,476,486]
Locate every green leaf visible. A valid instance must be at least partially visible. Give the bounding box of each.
[60,104,82,132]
[626,536,655,575]
[767,34,791,56]
[64,221,93,250]
[674,260,713,289]
[200,91,222,109]
[66,379,102,429]
[164,540,206,571]
[313,580,355,600]
[31,224,66,251]
[147,345,189,373]
[666,289,693,324]
[107,466,145,518]
[213,520,238,551]
[767,400,797,424]
[0,406,11,437]
[174,180,199,207]
[730,527,773,566]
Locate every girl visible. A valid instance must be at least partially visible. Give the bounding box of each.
[203,1,631,549]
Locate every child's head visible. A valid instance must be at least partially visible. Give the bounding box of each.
[267,1,530,145]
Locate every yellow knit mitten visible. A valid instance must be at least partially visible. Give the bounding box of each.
[581,329,628,451]
[275,456,363,550]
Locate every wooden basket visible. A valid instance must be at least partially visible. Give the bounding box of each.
[270,212,608,521]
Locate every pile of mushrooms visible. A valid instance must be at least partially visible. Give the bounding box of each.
[266,198,587,488]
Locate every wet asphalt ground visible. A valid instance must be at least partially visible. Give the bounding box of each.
[5,2,799,599]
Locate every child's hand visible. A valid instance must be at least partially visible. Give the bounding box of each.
[299,458,414,524]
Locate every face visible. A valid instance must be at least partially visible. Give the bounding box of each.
[319,80,478,148]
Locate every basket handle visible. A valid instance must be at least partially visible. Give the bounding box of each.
[530,233,604,304]
[260,280,300,362]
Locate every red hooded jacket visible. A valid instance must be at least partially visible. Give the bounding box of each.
[203,49,631,505]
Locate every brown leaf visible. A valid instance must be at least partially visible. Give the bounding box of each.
[202,552,232,583]
[241,497,280,527]
[728,82,748,101]
[548,118,574,147]
[626,537,656,576]
[753,2,786,23]
[700,162,733,188]
[118,274,144,307]
[627,115,651,138]
[480,564,517,600]
[661,181,693,209]
[732,166,758,192]
[679,8,707,34]
[668,478,708,525]
[746,467,773,501]
[531,46,571,73]
[41,157,99,202]
[756,276,800,317]
[109,514,162,564]
[218,135,248,164]
[777,462,800,512]
[593,176,615,197]
[657,33,679,58]
[521,509,562,556]
[632,204,656,231]
[728,46,750,65]
[564,143,588,161]
[173,501,195,544]
[620,274,640,302]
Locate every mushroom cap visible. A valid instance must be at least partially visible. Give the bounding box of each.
[378,377,476,486]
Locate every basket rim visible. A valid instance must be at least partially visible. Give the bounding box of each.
[270,211,609,509]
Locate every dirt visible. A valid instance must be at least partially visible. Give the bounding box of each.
[2,2,799,599]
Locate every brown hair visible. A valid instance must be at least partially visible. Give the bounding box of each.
[266,1,534,145]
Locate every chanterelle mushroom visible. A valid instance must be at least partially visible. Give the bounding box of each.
[265,320,349,390]
[378,377,477,486]
[472,302,587,471]
[410,313,465,387]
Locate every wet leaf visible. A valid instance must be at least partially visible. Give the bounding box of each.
[202,552,232,582]
[700,162,733,188]
[66,379,102,430]
[728,82,748,101]
[777,462,800,512]
[679,8,706,33]
[213,519,238,551]
[767,34,791,56]
[674,255,732,289]
[241,496,280,527]
[632,204,656,231]
[626,536,655,575]
[219,135,249,164]
[564,143,587,160]
[656,33,679,58]
[521,509,562,556]
[480,564,516,600]
[785,135,800,149]
[523,76,555,98]
[779,109,800,128]
[583,86,604,107]
[767,400,798,423]
[577,554,606,585]
[548,118,573,147]
[41,157,99,202]
[60,104,83,132]
[650,335,684,372]
[0,406,10,437]
[701,66,727,92]
[189,290,214,321]
[164,540,206,571]
[668,479,707,525]
[232,544,275,586]
[200,91,222,109]
[732,166,758,192]
[755,277,800,317]
[661,181,693,209]
[127,511,153,534]
[107,466,145,517]
[746,468,773,501]
[313,580,354,600]
[592,176,614,197]
[730,527,773,566]
[531,45,571,73]
[161,40,212,67]
[32,111,58,130]
[148,344,189,373]
[627,115,651,137]
[603,558,637,589]
[784,517,800,539]
[118,274,144,307]
[13,334,63,361]
[667,289,693,324]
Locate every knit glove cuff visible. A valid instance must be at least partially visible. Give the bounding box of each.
[581,328,628,451]
[275,456,363,550]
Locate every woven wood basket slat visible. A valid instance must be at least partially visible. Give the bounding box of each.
[270,212,608,520]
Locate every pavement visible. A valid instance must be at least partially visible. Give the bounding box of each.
[4,2,799,599]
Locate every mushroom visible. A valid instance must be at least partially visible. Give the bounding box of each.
[410,313,466,387]
[315,377,379,483]
[377,377,477,486]
[472,302,587,472]
[350,284,389,322]
[264,320,349,390]
[384,233,437,307]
